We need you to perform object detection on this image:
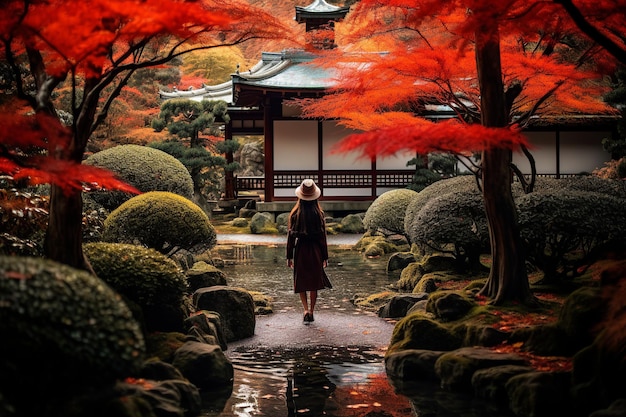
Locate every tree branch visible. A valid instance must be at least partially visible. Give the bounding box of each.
[555,0,626,64]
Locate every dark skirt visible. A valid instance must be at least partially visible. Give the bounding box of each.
[292,238,327,293]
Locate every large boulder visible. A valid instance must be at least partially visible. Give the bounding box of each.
[172,341,234,391]
[249,212,276,234]
[506,371,572,417]
[378,293,429,319]
[385,349,446,382]
[193,286,255,342]
[387,313,462,354]
[185,261,227,292]
[426,291,475,322]
[340,214,365,234]
[435,347,528,392]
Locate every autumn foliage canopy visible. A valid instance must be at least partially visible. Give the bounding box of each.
[300,0,621,160]
[0,0,291,194]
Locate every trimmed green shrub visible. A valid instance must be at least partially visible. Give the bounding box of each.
[103,191,216,252]
[0,256,145,404]
[363,188,419,235]
[84,242,188,332]
[85,242,187,307]
[404,175,478,237]
[517,190,626,281]
[408,189,488,272]
[84,144,194,210]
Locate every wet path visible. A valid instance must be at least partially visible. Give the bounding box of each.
[209,233,515,417]
[228,311,395,352]
[207,233,413,417]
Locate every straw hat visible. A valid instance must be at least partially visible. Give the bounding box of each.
[295,179,321,201]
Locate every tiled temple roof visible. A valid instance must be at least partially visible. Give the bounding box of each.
[159,49,336,105]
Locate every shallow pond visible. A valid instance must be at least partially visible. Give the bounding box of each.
[204,243,514,417]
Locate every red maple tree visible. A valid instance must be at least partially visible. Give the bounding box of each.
[300,0,621,304]
[0,0,293,270]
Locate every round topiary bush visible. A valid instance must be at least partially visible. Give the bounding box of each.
[363,188,419,235]
[84,144,194,211]
[84,242,189,332]
[517,190,626,281]
[102,191,217,252]
[0,256,145,412]
[404,175,478,238]
[408,190,488,272]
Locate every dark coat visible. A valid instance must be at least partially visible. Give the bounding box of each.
[287,218,328,294]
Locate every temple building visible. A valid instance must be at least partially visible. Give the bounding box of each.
[159,0,618,214]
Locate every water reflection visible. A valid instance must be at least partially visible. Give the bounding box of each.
[206,346,413,417]
[215,244,399,314]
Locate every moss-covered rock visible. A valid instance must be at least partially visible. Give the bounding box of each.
[0,256,145,412]
[185,261,227,292]
[435,347,528,392]
[387,252,416,273]
[352,291,396,313]
[103,191,216,252]
[84,242,188,333]
[339,213,365,234]
[414,274,438,293]
[84,144,194,211]
[426,291,475,322]
[249,291,274,315]
[231,217,249,228]
[249,212,277,234]
[388,313,462,354]
[506,371,572,417]
[396,263,423,291]
[363,189,418,235]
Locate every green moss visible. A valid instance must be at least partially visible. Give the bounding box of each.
[388,312,462,354]
[353,291,396,311]
[397,263,422,291]
[0,256,145,390]
[103,191,216,252]
[84,144,194,211]
[363,189,419,234]
[84,242,187,309]
[145,332,186,362]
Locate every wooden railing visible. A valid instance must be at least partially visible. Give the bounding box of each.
[236,170,415,194]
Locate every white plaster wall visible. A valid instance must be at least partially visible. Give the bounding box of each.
[513,132,557,174]
[274,120,318,170]
[560,131,611,174]
[376,149,416,170]
[322,121,371,170]
[323,188,372,197]
[274,188,301,198]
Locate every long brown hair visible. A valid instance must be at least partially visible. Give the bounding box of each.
[288,199,325,235]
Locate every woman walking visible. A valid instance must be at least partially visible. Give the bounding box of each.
[287,179,329,323]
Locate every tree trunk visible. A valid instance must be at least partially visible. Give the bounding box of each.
[475,27,536,305]
[44,185,92,272]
